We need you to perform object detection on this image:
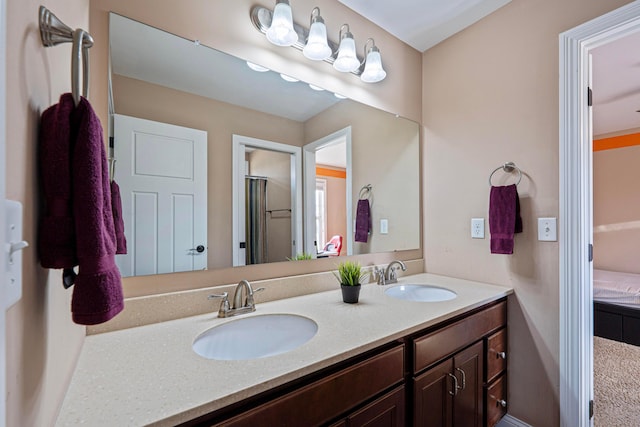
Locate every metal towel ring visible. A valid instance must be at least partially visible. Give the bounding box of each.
[358,184,372,200]
[489,162,522,187]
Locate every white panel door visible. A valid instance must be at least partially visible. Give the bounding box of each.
[114,114,207,277]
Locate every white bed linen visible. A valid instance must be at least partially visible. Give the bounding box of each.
[593,269,640,306]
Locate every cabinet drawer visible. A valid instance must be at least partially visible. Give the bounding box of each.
[347,385,405,427]
[216,345,405,427]
[486,328,507,383]
[414,301,506,373]
[485,374,507,427]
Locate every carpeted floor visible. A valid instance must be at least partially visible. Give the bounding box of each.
[594,336,640,426]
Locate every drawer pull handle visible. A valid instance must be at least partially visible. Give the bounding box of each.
[498,399,507,408]
[448,373,458,396]
[497,351,506,359]
[455,367,466,391]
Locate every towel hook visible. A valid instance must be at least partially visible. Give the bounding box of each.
[489,162,522,187]
[358,184,372,200]
[39,6,93,105]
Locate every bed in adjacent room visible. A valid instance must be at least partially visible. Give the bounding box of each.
[593,269,640,346]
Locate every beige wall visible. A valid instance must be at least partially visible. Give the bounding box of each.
[593,145,640,274]
[422,0,632,425]
[112,74,303,269]
[6,0,88,425]
[305,100,421,255]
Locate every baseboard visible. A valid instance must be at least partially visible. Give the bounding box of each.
[496,414,533,427]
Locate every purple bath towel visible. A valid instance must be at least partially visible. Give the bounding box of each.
[38,94,124,325]
[111,180,127,254]
[355,199,371,243]
[489,184,523,254]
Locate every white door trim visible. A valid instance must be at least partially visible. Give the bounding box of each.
[302,126,352,257]
[232,135,303,266]
[0,0,7,423]
[559,2,640,426]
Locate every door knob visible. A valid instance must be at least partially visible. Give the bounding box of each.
[189,245,206,254]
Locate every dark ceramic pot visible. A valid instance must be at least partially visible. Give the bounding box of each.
[341,284,361,303]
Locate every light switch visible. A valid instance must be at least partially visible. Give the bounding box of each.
[380,219,388,234]
[5,200,28,308]
[538,217,557,242]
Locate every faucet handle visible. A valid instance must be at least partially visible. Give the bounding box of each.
[208,292,230,316]
[247,287,265,307]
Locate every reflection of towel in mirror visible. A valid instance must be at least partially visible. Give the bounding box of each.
[38,93,124,325]
[355,199,371,243]
[489,184,523,254]
[111,180,127,254]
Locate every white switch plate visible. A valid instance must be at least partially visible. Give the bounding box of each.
[538,217,557,241]
[471,218,485,239]
[5,200,27,307]
[380,219,388,234]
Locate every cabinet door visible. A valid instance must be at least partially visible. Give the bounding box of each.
[347,386,405,427]
[452,341,483,427]
[413,358,454,427]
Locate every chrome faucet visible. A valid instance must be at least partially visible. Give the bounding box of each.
[374,260,407,285]
[208,279,265,318]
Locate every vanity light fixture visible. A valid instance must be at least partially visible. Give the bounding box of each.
[334,93,347,99]
[265,0,298,47]
[303,7,331,61]
[250,3,387,83]
[333,24,360,73]
[308,83,324,91]
[360,38,386,83]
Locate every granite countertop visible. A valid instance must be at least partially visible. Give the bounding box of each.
[56,273,513,426]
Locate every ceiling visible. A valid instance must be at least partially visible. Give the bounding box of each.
[338,0,512,52]
[592,31,640,136]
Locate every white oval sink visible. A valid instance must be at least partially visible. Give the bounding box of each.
[385,284,457,302]
[192,314,318,360]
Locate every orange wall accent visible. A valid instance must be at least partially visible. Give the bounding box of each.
[316,167,347,179]
[594,133,640,151]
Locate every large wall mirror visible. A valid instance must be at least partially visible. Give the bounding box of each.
[108,13,420,279]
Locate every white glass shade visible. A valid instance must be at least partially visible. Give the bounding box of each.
[360,49,387,83]
[266,1,298,47]
[303,20,331,60]
[333,36,360,72]
[246,61,270,72]
[280,73,299,82]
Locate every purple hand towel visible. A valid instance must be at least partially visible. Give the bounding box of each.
[38,94,124,325]
[489,184,523,254]
[355,199,371,243]
[71,97,124,325]
[38,93,77,268]
[111,180,127,254]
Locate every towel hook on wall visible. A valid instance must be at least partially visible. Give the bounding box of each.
[489,162,523,187]
[358,184,372,200]
[38,6,94,105]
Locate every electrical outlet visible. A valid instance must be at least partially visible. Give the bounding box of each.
[471,218,485,239]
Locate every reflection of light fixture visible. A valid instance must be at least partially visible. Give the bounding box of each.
[250,5,387,83]
[303,7,331,61]
[280,73,299,82]
[266,0,298,47]
[333,24,360,73]
[309,84,324,91]
[360,38,387,83]
[334,93,347,99]
[246,61,270,72]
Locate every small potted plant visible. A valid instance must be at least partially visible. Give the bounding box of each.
[334,261,366,303]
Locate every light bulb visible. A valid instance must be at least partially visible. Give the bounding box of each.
[333,25,360,73]
[266,0,298,47]
[361,47,386,83]
[303,8,331,61]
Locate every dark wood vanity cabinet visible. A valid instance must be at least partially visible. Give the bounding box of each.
[184,299,507,427]
[412,300,507,427]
